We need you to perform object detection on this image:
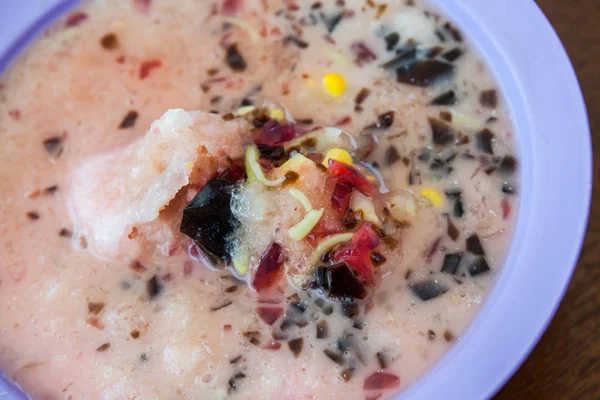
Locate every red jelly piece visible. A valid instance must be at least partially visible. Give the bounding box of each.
[254,121,297,146]
[223,0,243,15]
[65,11,88,28]
[331,182,353,214]
[351,41,377,66]
[328,160,374,195]
[252,243,284,292]
[333,222,379,284]
[133,0,152,12]
[257,306,284,326]
[263,340,282,350]
[501,197,511,220]
[363,372,400,390]
[306,223,345,247]
[139,60,162,80]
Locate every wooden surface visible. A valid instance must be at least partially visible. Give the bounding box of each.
[495,1,599,399]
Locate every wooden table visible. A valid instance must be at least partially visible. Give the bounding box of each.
[495,1,599,398]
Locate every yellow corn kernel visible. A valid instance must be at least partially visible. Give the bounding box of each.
[322,73,346,98]
[269,108,285,121]
[323,148,353,168]
[420,188,444,207]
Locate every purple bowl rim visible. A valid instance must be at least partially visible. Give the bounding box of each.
[0,0,593,399]
[0,0,79,73]
[484,2,593,394]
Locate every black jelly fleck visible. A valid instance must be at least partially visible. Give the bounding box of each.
[146,275,162,299]
[381,46,417,69]
[355,88,371,105]
[211,299,233,311]
[26,211,40,221]
[376,351,389,369]
[499,155,517,175]
[315,266,331,291]
[225,44,247,71]
[320,11,344,33]
[336,337,352,352]
[427,46,444,58]
[352,320,364,330]
[385,145,401,165]
[228,372,246,394]
[409,280,448,301]
[445,188,462,199]
[443,22,463,42]
[427,330,436,341]
[119,110,139,129]
[283,171,300,186]
[442,47,464,62]
[370,251,386,266]
[502,182,516,194]
[180,170,239,264]
[408,169,421,185]
[322,305,334,315]
[439,111,452,122]
[225,285,238,293]
[441,252,463,274]
[366,111,395,130]
[229,355,243,364]
[341,301,361,319]
[468,256,490,276]
[316,320,329,339]
[435,29,446,42]
[466,234,485,255]
[484,165,498,175]
[418,149,432,162]
[288,338,304,358]
[322,263,368,301]
[444,329,455,342]
[100,33,119,50]
[43,136,64,156]
[384,32,400,51]
[289,300,307,314]
[396,60,454,87]
[342,210,363,230]
[257,144,287,165]
[429,117,454,146]
[476,128,495,154]
[479,89,498,108]
[341,368,355,382]
[446,216,460,241]
[96,343,110,352]
[430,90,457,106]
[323,348,345,365]
[453,197,464,218]
[44,185,59,195]
[283,35,309,49]
[59,228,73,238]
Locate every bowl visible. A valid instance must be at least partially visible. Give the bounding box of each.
[0,0,591,399]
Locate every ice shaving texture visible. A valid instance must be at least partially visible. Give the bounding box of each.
[70,109,249,257]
